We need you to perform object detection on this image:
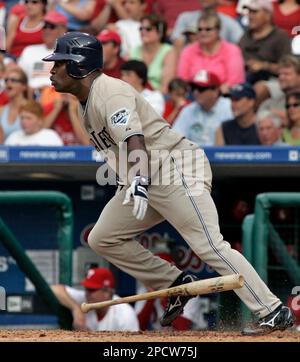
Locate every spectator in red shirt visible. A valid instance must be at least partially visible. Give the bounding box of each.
[272,0,300,37]
[0,59,9,107]
[6,0,47,59]
[97,29,125,79]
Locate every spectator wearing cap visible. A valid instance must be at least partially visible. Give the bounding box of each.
[18,11,68,95]
[97,29,125,79]
[239,0,291,85]
[120,60,165,116]
[177,12,245,93]
[173,70,233,146]
[171,0,244,55]
[256,110,285,146]
[51,267,140,331]
[6,0,47,59]
[215,83,261,145]
[53,0,96,31]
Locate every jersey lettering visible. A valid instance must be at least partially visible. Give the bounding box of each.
[90,127,116,152]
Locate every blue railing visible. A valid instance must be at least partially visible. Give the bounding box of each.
[0,146,300,164]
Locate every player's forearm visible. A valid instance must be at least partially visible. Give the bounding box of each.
[126,135,149,179]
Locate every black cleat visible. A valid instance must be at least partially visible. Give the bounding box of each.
[242,305,294,336]
[160,272,199,327]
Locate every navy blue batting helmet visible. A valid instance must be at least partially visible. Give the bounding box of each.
[42,32,103,79]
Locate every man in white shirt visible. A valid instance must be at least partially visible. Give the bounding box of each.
[51,267,140,331]
[4,99,63,146]
[18,10,68,94]
[121,60,165,116]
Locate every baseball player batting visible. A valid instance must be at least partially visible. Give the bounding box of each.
[43,32,294,336]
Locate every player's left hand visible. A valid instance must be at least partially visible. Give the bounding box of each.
[123,176,149,220]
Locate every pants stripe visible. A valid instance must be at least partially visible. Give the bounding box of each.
[172,157,272,314]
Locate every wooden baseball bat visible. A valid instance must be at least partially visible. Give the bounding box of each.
[81,274,244,313]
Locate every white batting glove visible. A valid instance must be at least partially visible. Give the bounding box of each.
[122,176,149,221]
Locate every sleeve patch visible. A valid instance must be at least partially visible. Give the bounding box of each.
[109,108,131,127]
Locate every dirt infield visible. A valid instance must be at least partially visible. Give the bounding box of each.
[0,329,299,342]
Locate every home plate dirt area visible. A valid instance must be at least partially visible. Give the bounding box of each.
[0,329,299,342]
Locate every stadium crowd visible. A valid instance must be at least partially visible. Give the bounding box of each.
[0,0,300,147]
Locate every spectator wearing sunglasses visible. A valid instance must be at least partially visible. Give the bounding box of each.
[172,70,233,146]
[177,12,245,94]
[6,0,47,59]
[171,0,244,54]
[97,29,125,79]
[129,13,177,95]
[282,91,300,145]
[0,66,28,144]
[18,10,68,96]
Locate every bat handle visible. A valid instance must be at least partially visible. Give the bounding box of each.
[81,302,89,313]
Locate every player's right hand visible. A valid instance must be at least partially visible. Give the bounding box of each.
[122,176,149,221]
